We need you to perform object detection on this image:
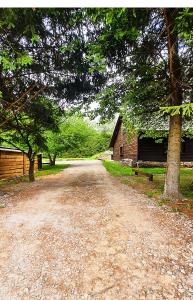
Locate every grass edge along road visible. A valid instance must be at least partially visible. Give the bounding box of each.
[103,160,193,219]
[0,164,71,192]
[36,164,70,177]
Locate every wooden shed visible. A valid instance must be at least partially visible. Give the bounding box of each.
[0,147,39,179]
[110,116,193,166]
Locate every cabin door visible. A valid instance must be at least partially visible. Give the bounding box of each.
[120,146,124,160]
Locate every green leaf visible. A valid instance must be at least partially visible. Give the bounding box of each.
[31,34,40,44]
[160,103,193,117]
[16,55,33,66]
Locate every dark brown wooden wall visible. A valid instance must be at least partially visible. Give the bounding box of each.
[181,138,193,161]
[138,138,167,162]
[138,137,193,162]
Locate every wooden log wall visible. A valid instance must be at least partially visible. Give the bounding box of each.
[0,150,38,179]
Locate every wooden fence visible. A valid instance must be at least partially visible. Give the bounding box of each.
[0,148,38,179]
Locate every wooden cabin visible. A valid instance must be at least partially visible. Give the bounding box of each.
[110,116,193,166]
[0,147,41,179]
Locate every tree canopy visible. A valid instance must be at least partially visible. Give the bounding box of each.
[1,8,193,197]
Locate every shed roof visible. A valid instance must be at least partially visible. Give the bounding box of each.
[109,116,122,147]
[0,147,26,153]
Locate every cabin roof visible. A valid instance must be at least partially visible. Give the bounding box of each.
[0,147,25,153]
[109,116,122,147]
[110,115,193,148]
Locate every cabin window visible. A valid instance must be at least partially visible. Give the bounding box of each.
[120,146,124,159]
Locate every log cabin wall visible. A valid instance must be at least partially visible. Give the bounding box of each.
[138,137,193,162]
[111,117,193,164]
[112,124,138,161]
[122,131,138,161]
[181,138,193,161]
[113,125,123,160]
[0,148,38,179]
[138,138,167,162]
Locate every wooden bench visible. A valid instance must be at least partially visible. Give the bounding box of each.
[132,169,153,181]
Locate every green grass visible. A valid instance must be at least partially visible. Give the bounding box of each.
[42,151,112,162]
[36,164,70,177]
[103,161,166,177]
[103,161,167,176]
[103,160,193,218]
[60,157,89,161]
[138,167,193,176]
[103,161,193,200]
[138,167,166,174]
[135,167,193,176]
[102,160,133,176]
[156,198,170,206]
[43,157,93,162]
[145,191,160,198]
[121,178,129,185]
[0,164,71,191]
[180,168,193,175]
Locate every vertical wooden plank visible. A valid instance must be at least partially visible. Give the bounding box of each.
[22,152,24,175]
[23,154,27,175]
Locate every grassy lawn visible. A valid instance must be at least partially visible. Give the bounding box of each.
[103,160,133,176]
[36,164,70,177]
[1,164,70,184]
[103,160,193,218]
[42,152,112,163]
[137,167,166,174]
[42,158,87,162]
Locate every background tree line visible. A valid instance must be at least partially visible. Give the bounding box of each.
[45,115,112,164]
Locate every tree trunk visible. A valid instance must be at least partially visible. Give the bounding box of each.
[48,153,56,166]
[163,8,183,200]
[163,115,182,199]
[28,146,35,182]
[29,157,35,182]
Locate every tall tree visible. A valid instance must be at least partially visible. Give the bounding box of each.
[0,8,105,111]
[84,8,193,200]
[0,98,60,181]
[163,9,183,199]
[0,8,105,179]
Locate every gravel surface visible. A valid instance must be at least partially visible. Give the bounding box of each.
[0,160,193,299]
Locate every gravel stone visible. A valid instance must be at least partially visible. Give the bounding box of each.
[0,160,192,299]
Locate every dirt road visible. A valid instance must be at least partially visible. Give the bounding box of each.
[0,160,193,299]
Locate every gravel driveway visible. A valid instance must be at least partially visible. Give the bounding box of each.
[0,160,193,299]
